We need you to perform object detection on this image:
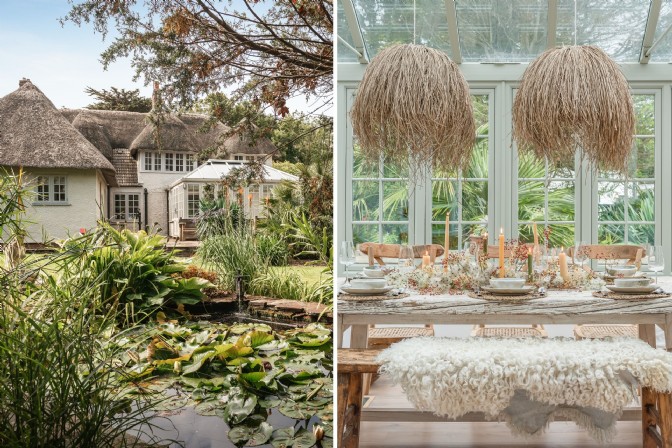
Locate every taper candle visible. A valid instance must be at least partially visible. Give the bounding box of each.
[444,212,450,254]
[482,232,488,254]
[498,228,505,278]
[559,247,570,283]
[422,250,431,268]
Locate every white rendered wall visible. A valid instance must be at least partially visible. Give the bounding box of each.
[24,168,101,241]
[137,151,186,235]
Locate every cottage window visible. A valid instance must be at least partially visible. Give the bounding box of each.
[154,153,162,171]
[144,152,152,171]
[36,176,49,202]
[165,153,174,172]
[234,155,244,161]
[186,154,196,171]
[34,175,67,204]
[176,153,184,172]
[187,184,200,218]
[113,193,140,221]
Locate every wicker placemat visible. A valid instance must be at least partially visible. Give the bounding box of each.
[467,291,543,302]
[338,292,409,302]
[592,291,671,300]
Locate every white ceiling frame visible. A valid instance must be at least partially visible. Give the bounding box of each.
[547,0,557,49]
[444,0,462,64]
[341,0,369,64]
[640,0,663,64]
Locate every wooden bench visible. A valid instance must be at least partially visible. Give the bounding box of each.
[338,348,672,448]
[178,219,198,241]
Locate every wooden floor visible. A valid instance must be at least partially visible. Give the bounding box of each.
[360,375,642,447]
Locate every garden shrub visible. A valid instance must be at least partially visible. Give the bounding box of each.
[255,233,290,266]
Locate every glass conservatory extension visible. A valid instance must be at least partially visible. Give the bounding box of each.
[336,0,672,274]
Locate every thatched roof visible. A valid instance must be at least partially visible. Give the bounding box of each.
[0,79,116,184]
[111,149,140,187]
[179,113,231,154]
[221,127,276,156]
[130,115,200,156]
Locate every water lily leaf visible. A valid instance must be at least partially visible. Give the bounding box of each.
[182,347,217,375]
[259,397,282,408]
[194,398,226,417]
[270,427,316,448]
[230,323,273,334]
[321,422,333,438]
[294,334,330,348]
[247,331,276,348]
[228,422,273,446]
[256,340,288,352]
[320,437,333,448]
[316,404,333,422]
[241,372,267,383]
[225,393,258,424]
[278,400,317,420]
[153,394,190,411]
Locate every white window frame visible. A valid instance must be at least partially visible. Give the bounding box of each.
[186,183,200,218]
[112,193,141,221]
[338,65,672,275]
[33,175,69,205]
[144,152,153,171]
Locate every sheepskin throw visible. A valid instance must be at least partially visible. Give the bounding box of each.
[377,337,672,443]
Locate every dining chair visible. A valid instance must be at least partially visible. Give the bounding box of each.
[358,242,443,393]
[568,244,645,340]
[473,243,548,338]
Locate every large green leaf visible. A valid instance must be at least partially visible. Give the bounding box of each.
[228,422,273,446]
[225,392,258,425]
[270,428,316,448]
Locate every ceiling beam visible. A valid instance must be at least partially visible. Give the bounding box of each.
[640,0,663,63]
[444,0,462,63]
[547,0,557,49]
[341,0,369,64]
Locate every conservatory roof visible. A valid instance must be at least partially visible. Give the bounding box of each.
[338,0,672,64]
[171,160,299,187]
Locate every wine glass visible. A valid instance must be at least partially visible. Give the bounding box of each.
[339,241,356,286]
[649,245,665,283]
[398,244,414,272]
[574,241,589,269]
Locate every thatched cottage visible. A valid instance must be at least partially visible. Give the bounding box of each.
[0,79,283,241]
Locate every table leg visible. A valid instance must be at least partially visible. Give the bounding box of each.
[350,324,370,394]
[337,317,346,349]
[639,324,657,348]
[665,315,672,352]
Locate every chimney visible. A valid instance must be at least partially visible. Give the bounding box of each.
[19,78,31,87]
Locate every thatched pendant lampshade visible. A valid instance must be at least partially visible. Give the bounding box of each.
[512,45,635,173]
[350,44,475,176]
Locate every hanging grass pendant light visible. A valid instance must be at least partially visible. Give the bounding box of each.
[512,45,635,173]
[350,44,475,177]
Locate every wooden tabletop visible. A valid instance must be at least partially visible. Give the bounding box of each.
[338,280,672,326]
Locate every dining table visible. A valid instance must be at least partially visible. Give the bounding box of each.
[337,278,672,426]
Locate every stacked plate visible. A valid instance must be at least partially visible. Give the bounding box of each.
[481,278,536,296]
[341,278,394,296]
[605,277,659,294]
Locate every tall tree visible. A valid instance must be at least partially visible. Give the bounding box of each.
[64,0,333,115]
[85,86,152,112]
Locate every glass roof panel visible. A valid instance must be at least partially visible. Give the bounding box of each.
[350,0,452,60]
[455,0,548,62]
[338,0,360,62]
[556,0,650,62]
[650,0,672,62]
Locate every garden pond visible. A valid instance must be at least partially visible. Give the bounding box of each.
[114,321,332,447]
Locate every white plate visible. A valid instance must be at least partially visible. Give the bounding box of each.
[341,286,395,296]
[605,285,661,294]
[481,285,537,296]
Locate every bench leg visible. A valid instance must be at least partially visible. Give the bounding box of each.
[337,372,350,447]
[338,372,364,448]
[642,388,672,448]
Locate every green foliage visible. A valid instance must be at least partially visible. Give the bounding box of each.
[199,232,263,291]
[284,212,332,265]
[113,322,333,447]
[256,233,290,267]
[57,225,211,324]
[85,86,152,112]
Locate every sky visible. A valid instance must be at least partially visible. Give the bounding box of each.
[0,0,324,114]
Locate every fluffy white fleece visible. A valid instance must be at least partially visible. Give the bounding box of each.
[377,337,672,442]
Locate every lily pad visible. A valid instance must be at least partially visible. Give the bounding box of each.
[225,392,258,424]
[228,421,273,446]
[271,427,316,448]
